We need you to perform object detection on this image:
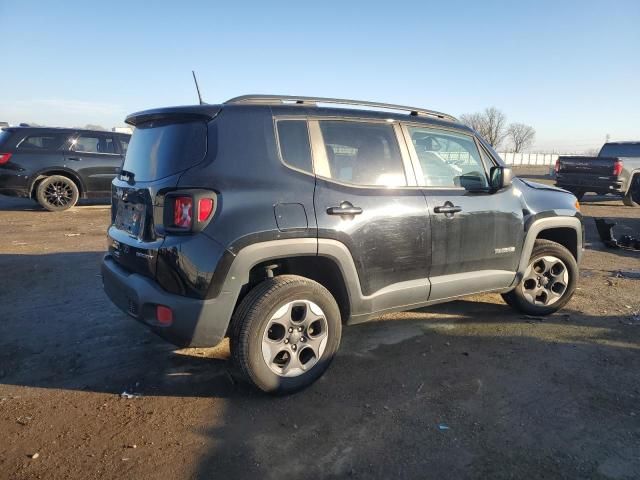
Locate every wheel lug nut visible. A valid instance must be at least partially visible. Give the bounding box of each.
[298,327,303,332]
[284,339,289,344]
[288,327,293,333]
[300,337,306,342]
[292,344,297,351]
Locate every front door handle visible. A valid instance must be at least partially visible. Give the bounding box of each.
[327,202,363,216]
[67,157,81,161]
[434,202,462,215]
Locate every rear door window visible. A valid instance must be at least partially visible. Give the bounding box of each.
[72,134,117,154]
[17,133,68,150]
[276,120,312,173]
[317,121,407,187]
[122,120,207,181]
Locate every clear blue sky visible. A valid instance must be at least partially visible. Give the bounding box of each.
[1,0,638,152]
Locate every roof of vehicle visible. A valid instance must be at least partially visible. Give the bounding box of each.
[604,141,640,145]
[126,94,473,134]
[1,126,130,137]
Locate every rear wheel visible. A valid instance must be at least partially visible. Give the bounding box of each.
[35,175,79,211]
[623,175,639,207]
[231,275,342,394]
[502,239,578,316]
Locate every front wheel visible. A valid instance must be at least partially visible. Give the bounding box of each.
[231,275,342,394]
[502,239,578,316]
[35,175,79,211]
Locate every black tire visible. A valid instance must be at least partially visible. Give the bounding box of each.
[623,175,639,207]
[230,275,342,394]
[502,239,578,316]
[567,188,585,201]
[35,175,79,211]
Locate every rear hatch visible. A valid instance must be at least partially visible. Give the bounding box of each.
[108,110,216,278]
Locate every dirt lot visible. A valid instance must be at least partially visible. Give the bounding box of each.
[1,167,639,479]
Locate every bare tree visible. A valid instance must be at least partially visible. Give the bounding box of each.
[459,112,484,133]
[507,122,536,153]
[460,107,508,148]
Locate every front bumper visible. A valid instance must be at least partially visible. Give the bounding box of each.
[101,255,235,347]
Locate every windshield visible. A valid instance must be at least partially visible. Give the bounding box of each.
[599,143,640,158]
[122,120,207,181]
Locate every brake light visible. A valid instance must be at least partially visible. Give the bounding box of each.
[173,197,193,228]
[0,153,12,165]
[554,158,560,173]
[165,191,216,233]
[613,159,623,176]
[198,198,214,222]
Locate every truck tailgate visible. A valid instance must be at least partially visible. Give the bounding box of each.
[557,156,617,175]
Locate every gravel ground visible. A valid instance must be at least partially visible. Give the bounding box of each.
[1,167,639,479]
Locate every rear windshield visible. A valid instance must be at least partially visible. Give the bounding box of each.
[0,130,11,147]
[599,143,640,158]
[122,120,207,181]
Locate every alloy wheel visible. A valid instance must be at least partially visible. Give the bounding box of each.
[519,255,569,306]
[261,299,329,377]
[43,180,74,207]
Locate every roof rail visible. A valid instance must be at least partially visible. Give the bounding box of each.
[224,94,458,122]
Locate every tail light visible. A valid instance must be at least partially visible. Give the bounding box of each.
[198,198,214,222]
[173,197,193,228]
[165,190,216,233]
[0,153,12,165]
[613,159,623,176]
[554,158,560,173]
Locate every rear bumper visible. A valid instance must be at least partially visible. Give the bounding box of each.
[101,255,235,347]
[0,173,30,197]
[555,173,624,193]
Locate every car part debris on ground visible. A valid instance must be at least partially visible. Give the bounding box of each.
[595,218,640,251]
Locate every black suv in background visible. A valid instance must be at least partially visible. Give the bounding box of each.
[0,127,130,210]
[102,95,583,394]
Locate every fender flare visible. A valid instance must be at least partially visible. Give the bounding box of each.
[513,216,583,285]
[218,238,429,325]
[28,168,86,198]
[624,169,640,195]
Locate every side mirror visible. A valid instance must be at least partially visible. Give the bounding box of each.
[490,166,513,190]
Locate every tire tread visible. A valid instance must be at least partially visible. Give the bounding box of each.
[230,275,341,393]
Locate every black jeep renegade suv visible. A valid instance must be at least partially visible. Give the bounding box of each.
[102,95,583,394]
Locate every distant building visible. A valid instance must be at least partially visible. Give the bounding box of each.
[112,126,133,134]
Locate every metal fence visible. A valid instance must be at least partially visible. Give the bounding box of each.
[498,152,579,166]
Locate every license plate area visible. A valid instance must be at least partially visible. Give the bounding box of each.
[115,201,145,237]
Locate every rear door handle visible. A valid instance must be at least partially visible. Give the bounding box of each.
[327,202,363,216]
[434,203,462,215]
[67,157,81,161]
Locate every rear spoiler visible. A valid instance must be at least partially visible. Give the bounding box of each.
[125,105,222,126]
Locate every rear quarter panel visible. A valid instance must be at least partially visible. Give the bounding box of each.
[177,106,318,253]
